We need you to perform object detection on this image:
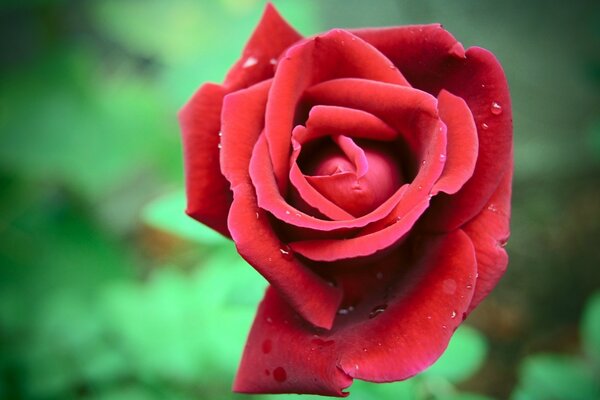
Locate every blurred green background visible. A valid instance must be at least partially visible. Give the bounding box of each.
[1,0,599,399]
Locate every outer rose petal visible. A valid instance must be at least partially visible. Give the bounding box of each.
[234,230,476,395]
[431,89,479,195]
[352,25,511,230]
[179,83,231,237]
[464,160,512,313]
[421,47,513,231]
[224,3,302,89]
[220,80,342,329]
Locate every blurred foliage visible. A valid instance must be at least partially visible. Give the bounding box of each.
[0,0,599,399]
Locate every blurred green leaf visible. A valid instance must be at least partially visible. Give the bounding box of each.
[349,379,417,400]
[437,394,494,400]
[511,354,600,400]
[424,325,488,383]
[142,190,228,245]
[582,292,600,363]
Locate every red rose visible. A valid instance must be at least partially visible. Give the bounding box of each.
[179,4,512,397]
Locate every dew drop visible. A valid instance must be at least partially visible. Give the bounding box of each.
[427,315,432,320]
[285,210,291,215]
[466,284,473,290]
[266,317,273,324]
[487,203,497,212]
[369,304,388,319]
[363,348,368,352]
[262,339,272,354]
[273,367,287,382]
[242,56,258,68]
[450,310,457,319]
[269,58,278,66]
[295,213,301,217]
[217,143,222,149]
[442,324,448,329]
[481,122,489,130]
[268,257,273,262]
[439,154,446,162]
[279,245,294,260]
[417,185,423,191]
[376,271,384,280]
[490,101,503,115]
[218,131,223,137]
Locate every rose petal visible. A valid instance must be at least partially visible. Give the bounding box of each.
[350,24,466,91]
[289,127,356,221]
[224,3,302,89]
[179,83,232,237]
[251,134,411,232]
[431,89,478,195]
[297,105,398,144]
[463,160,512,313]
[423,47,512,231]
[221,80,342,329]
[303,78,439,159]
[266,29,411,193]
[289,197,429,261]
[234,230,476,394]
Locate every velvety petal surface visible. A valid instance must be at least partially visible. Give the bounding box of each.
[234,230,477,395]
[265,29,410,191]
[431,89,478,195]
[464,160,512,313]
[179,83,231,237]
[421,48,513,231]
[220,81,342,329]
[224,3,302,89]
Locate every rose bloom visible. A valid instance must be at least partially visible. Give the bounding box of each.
[179,4,512,397]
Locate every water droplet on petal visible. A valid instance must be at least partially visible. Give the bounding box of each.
[466,284,473,289]
[285,210,291,215]
[490,101,503,115]
[262,339,272,354]
[451,310,457,319]
[481,122,489,130]
[217,143,222,149]
[218,131,223,137]
[417,185,423,191]
[439,154,446,162]
[363,348,368,352]
[369,304,388,319]
[279,245,293,260]
[269,58,278,66]
[273,367,287,382]
[376,272,384,280]
[487,203,497,212]
[442,324,448,329]
[427,315,432,320]
[266,317,273,323]
[242,56,258,68]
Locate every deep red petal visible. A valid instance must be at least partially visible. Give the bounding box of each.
[463,160,512,313]
[220,80,342,329]
[289,197,429,261]
[179,83,232,237]
[350,24,466,91]
[265,29,411,193]
[426,47,512,231]
[228,183,342,330]
[251,134,411,232]
[224,3,302,89]
[234,230,476,393]
[431,89,478,195]
[298,106,397,143]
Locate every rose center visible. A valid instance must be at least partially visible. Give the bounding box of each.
[300,137,403,217]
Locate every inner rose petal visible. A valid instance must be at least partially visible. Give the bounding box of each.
[302,137,404,217]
